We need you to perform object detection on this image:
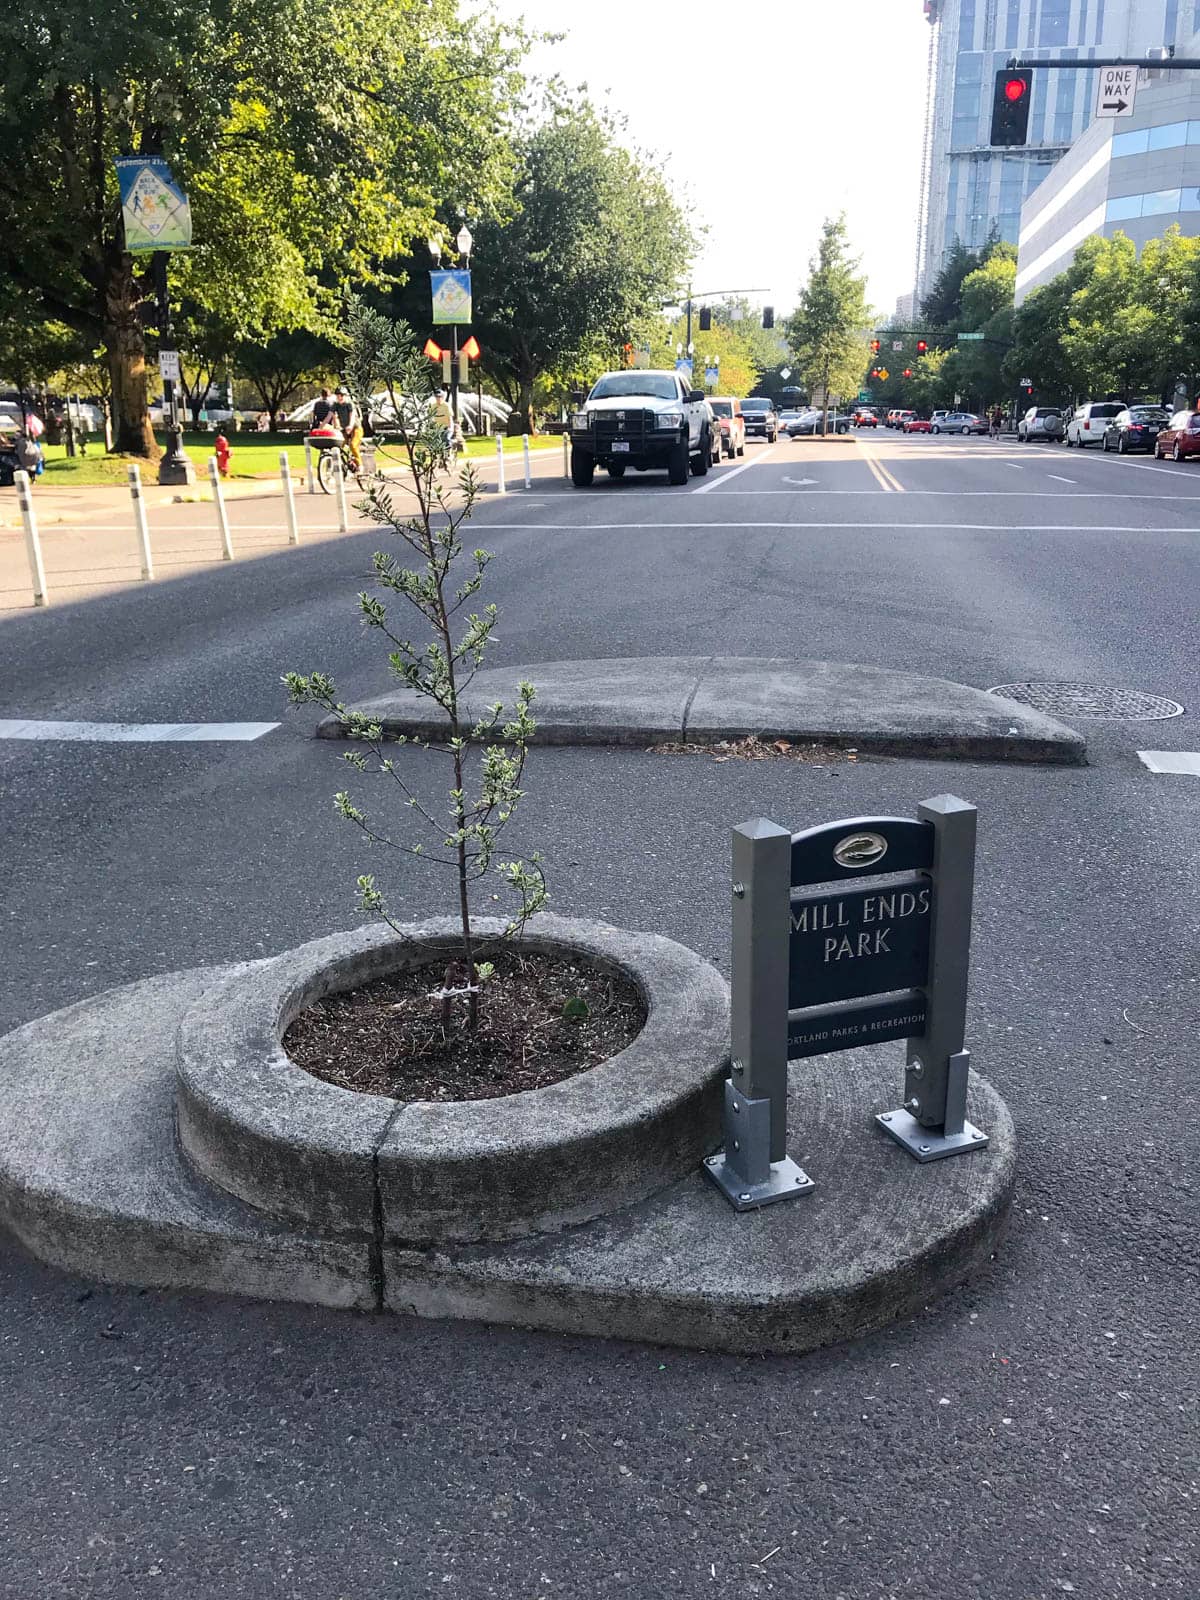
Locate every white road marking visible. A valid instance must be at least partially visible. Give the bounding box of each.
[1046,475,1076,484]
[1025,446,1187,478]
[694,444,780,493]
[0,720,280,742]
[1004,463,1023,470]
[1137,750,1200,775]
[481,522,1197,533]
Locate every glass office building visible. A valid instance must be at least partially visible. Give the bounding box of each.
[1016,62,1200,298]
[918,1,1200,297]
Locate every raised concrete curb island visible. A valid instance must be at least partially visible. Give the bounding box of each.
[0,917,1016,1355]
[317,657,1087,765]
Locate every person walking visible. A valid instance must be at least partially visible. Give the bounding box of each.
[990,405,1004,439]
[432,389,454,457]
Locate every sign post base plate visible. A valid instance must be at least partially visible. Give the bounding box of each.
[703,1152,814,1210]
[875,1108,988,1162]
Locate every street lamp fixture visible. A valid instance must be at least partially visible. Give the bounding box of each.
[427,236,442,264]
[456,225,473,260]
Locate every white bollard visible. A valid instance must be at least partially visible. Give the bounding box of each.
[562,432,570,480]
[522,433,533,490]
[127,463,154,580]
[15,470,47,607]
[304,437,315,494]
[331,447,349,533]
[208,457,234,560]
[280,451,300,545]
[495,433,506,495]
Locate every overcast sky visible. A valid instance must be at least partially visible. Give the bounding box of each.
[493,0,932,320]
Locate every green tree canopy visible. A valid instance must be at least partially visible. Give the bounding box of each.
[0,0,525,453]
[464,101,694,426]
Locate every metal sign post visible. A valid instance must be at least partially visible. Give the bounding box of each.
[706,795,989,1210]
[704,820,815,1210]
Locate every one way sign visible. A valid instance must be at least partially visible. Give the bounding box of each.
[1096,65,1137,118]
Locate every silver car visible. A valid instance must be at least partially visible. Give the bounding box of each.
[1017,406,1065,442]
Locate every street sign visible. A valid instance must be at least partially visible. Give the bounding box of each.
[878,367,890,381]
[158,349,181,384]
[858,390,872,402]
[892,340,903,352]
[705,796,989,1210]
[1019,376,1033,387]
[1096,65,1137,118]
[957,332,984,342]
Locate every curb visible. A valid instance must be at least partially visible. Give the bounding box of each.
[318,657,1087,766]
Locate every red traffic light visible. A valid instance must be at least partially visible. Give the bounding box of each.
[1004,75,1028,102]
[903,368,913,378]
[870,339,881,354]
[916,339,927,354]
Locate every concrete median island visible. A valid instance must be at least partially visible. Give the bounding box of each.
[317,657,1087,765]
[0,916,1016,1354]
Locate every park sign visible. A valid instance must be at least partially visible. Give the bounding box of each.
[430,269,472,325]
[705,795,990,1212]
[115,158,192,253]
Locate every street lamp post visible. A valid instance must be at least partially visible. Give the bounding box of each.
[431,226,474,429]
[154,251,195,486]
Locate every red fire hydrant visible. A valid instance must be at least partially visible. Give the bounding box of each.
[213,431,231,478]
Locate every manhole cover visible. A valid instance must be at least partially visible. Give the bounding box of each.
[988,682,1184,721]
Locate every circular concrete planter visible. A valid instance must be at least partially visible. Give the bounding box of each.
[175,915,728,1245]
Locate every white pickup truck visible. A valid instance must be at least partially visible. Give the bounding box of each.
[569,369,716,486]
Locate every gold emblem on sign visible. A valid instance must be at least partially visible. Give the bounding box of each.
[833,832,888,869]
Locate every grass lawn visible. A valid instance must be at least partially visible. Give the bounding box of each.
[38,430,561,487]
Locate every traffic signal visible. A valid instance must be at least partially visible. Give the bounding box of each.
[990,69,1031,146]
[870,339,881,354]
[916,339,927,355]
[762,306,774,329]
[698,306,712,331]
[903,368,913,378]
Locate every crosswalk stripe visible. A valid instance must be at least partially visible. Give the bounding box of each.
[0,720,280,742]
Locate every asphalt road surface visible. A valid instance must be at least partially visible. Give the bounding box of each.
[1,434,1196,1598]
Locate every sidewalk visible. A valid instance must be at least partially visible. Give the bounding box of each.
[0,445,571,611]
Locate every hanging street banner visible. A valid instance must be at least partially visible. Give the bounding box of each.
[430,270,472,326]
[115,158,192,253]
[704,364,720,385]
[675,357,694,381]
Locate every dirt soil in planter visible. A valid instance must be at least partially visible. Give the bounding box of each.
[284,949,646,1102]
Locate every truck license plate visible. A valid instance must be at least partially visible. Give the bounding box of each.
[611,440,630,452]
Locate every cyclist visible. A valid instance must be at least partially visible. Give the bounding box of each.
[333,387,362,471]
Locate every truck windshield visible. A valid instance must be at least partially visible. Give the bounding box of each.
[741,400,771,411]
[589,375,679,401]
[709,400,731,416]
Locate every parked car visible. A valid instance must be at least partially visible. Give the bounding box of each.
[1153,408,1200,460]
[853,407,879,427]
[931,411,986,435]
[1066,400,1125,447]
[777,410,804,431]
[740,398,779,443]
[884,409,903,429]
[702,402,723,466]
[1017,406,1065,442]
[707,396,746,458]
[1102,405,1169,453]
[931,409,949,424]
[903,416,932,433]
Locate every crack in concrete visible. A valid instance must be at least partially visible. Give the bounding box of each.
[680,656,715,741]
[368,1097,412,1313]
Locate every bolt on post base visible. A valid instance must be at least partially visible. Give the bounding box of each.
[875,1108,989,1162]
[704,1151,814,1210]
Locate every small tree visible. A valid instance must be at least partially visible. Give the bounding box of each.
[786,215,871,430]
[285,301,546,1029]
